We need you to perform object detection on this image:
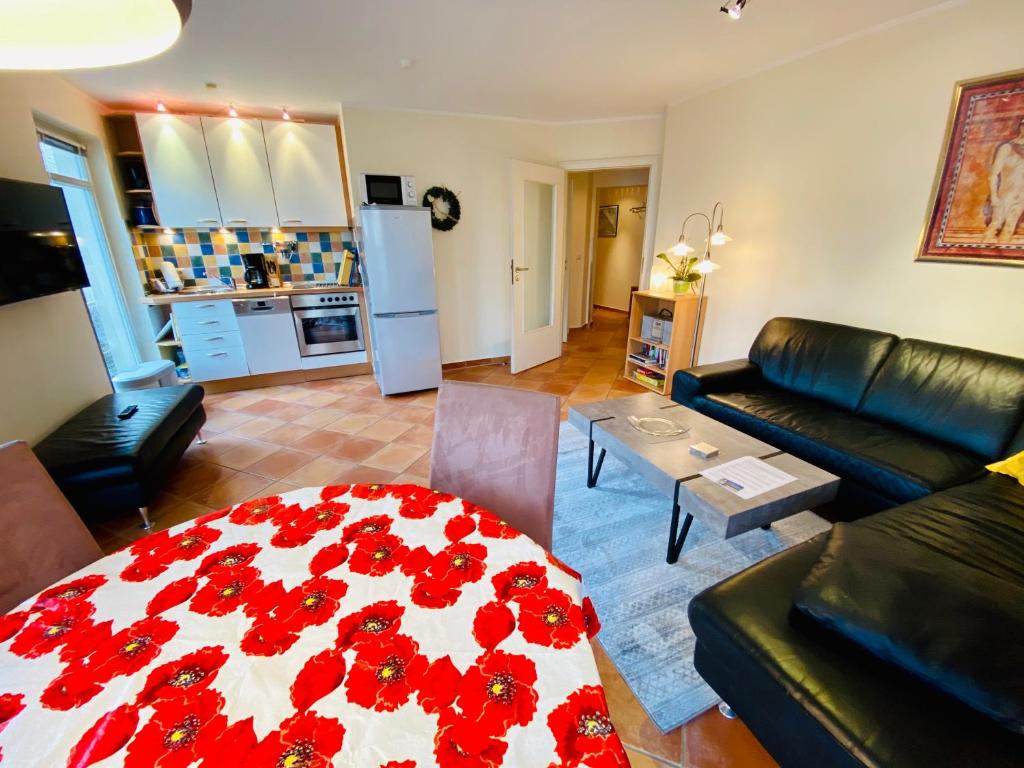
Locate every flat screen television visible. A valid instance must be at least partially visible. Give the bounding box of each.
[0,177,89,307]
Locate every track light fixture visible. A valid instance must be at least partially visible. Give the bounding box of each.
[720,0,748,20]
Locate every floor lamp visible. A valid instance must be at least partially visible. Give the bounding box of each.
[666,203,730,367]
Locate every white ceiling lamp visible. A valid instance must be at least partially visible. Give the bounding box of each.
[720,0,748,20]
[228,104,239,118]
[0,0,191,71]
[281,107,291,121]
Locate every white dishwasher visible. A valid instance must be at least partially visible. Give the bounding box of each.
[232,297,302,375]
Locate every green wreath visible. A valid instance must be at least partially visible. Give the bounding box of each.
[423,186,461,231]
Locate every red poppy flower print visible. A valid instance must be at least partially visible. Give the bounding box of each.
[0,610,29,644]
[203,716,257,768]
[491,562,548,603]
[464,502,521,541]
[345,634,427,712]
[349,533,409,576]
[137,646,229,706]
[517,588,585,650]
[228,495,287,526]
[410,581,463,609]
[32,574,107,611]
[196,506,230,525]
[146,577,198,616]
[444,514,477,543]
[9,599,97,659]
[124,688,227,768]
[120,525,222,582]
[244,711,345,768]
[335,601,404,649]
[290,648,346,711]
[426,542,488,590]
[308,541,349,577]
[40,662,105,711]
[86,616,180,683]
[349,483,393,501]
[433,711,509,768]
[239,619,299,657]
[67,703,139,768]
[196,543,262,576]
[0,693,24,731]
[190,566,264,617]
[397,486,455,519]
[274,577,348,631]
[546,552,582,582]
[417,656,460,714]
[271,500,350,548]
[582,597,601,639]
[381,762,416,768]
[547,686,627,768]
[472,601,515,652]
[341,514,394,543]
[320,483,351,501]
[455,652,538,736]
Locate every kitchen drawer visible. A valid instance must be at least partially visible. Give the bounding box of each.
[173,300,240,334]
[180,330,244,352]
[186,345,250,382]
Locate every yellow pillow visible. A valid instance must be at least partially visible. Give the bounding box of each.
[987,451,1024,486]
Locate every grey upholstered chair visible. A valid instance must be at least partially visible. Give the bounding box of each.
[429,380,561,550]
[0,441,103,614]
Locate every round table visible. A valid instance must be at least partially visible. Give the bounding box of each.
[0,484,628,767]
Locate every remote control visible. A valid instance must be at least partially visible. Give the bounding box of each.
[117,405,139,420]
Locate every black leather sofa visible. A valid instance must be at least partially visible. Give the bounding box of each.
[672,318,1024,767]
[34,385,206,529]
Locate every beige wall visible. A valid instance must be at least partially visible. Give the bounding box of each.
[594,185,648,312]
[343,107,663,363]
[0,73,117,444]
[566,173,594,327]
[653,0,1024,364]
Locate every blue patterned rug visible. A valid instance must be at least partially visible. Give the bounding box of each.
[552,422,830,733]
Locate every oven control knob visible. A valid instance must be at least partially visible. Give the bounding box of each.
[319,297,325,303]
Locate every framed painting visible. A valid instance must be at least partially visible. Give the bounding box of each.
[918,69,1024,266]
[598,204,619,238]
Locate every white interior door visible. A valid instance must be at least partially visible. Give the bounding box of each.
[510,160,566,373]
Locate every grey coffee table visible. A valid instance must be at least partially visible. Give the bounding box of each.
[568,393,839,564]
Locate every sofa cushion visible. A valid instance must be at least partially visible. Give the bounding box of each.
[689,535,1024,768]
[859,338,1024,461]
[34,385,205,485]
[748,318,897,412]
[698,388,985,503]
[794,523,1024,734]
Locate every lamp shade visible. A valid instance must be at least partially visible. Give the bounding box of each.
[669,239,695,257]
[709,228,733,246]
[694,259,721,275]
[0,0,191,71]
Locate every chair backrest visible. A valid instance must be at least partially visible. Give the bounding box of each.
[749,317,898,412]
[429,380,561,550]
[0,441,102,614]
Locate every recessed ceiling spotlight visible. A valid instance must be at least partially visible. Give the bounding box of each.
[720,0,748,20]
[399,58,413,69]
[0,0,192,70]
[205,82,217,90]
[228,104,238,118]
[156,99,168,112]
[281,107,291,121]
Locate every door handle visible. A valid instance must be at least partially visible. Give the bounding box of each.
[207,352,229,357]
[199,320,221,325]
[512,264,529,284]
[203,336,224,341]
[514,266,530,272]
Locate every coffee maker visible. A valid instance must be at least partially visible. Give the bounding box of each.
[242,254,269,289]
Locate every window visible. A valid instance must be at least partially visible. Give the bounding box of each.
[38,130,138,378]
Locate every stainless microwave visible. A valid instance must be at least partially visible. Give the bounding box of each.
[359,174,418,206]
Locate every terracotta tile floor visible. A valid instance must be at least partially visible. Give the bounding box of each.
[86,307,776,768]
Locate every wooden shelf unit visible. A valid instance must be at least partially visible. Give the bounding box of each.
[624,290,708,395]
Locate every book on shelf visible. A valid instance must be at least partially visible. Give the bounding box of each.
[633,365,666,389]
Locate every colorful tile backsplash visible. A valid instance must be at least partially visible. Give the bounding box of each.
[132,228,357,290]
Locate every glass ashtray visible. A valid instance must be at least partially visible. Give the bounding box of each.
[627,415,690,437]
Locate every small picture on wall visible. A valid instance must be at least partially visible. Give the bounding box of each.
[918,69,1024,266]
[598,204,619,238]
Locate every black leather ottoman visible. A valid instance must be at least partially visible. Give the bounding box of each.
[34,385,206,529]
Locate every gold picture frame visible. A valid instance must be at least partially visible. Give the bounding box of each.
[917,68,1024,267]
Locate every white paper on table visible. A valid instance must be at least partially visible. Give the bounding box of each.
[699,455,797,500]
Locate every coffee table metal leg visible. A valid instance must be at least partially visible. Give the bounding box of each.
[667,480,694,564]
[587,439,607,488]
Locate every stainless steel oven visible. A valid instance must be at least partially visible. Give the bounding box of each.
[290,292,365,356]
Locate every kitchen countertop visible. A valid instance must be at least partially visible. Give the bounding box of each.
[140,284,364,306]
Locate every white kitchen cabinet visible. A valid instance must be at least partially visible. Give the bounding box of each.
[263,120,348,227]
[201,117,279,227]
[136,114,222,228]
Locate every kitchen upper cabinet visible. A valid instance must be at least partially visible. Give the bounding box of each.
[137,114,222,228]
[263,120,349,227]
[201,117,279,227]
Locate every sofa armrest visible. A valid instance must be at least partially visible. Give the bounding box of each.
[672,359,762,406]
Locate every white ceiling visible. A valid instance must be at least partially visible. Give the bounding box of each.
[66,0,953,122]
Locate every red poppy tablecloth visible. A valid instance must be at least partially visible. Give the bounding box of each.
[0,484,628,768]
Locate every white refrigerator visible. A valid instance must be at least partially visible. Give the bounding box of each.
[359,205,443,395]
